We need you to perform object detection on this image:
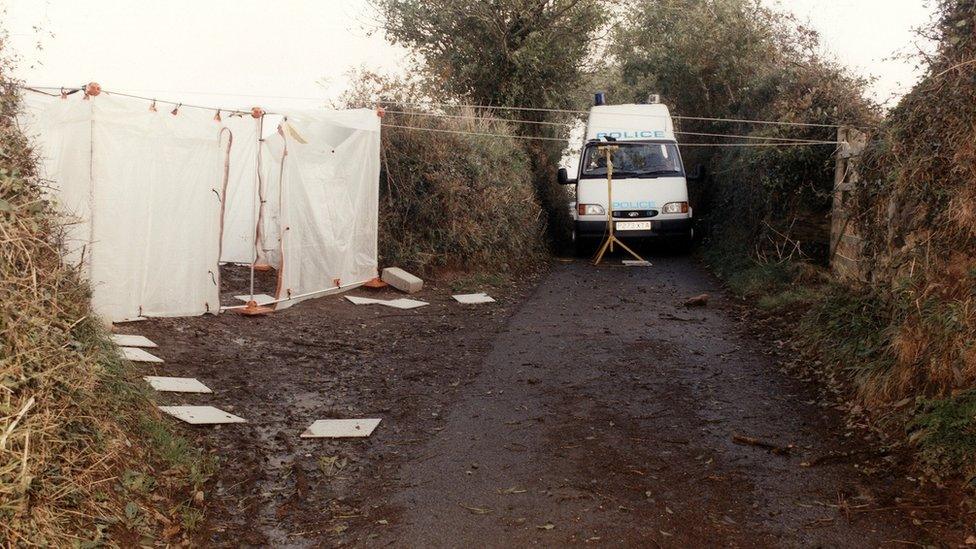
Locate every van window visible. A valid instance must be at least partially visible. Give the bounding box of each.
[581,142,683,178]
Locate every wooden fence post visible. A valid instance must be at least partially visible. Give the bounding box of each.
[830,126,868,281]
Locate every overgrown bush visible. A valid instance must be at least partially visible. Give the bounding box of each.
[854,0,976,400]
[342,73,547,274]
[909,391,976,480]
[0,38,205,544]
[633,0,976,483]
[844,0,976,476]
[692,0,976,484]
[608,0,878,262]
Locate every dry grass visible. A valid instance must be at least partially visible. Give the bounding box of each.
[793,0,976,479]
[1,47,205,545]
[854,0,976,400]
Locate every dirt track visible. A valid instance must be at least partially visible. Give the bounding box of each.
[130,255,965,547]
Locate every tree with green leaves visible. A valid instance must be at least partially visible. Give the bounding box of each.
[371,0,613,245]
[372,0,609,112]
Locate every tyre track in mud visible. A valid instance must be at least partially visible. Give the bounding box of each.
[366,258,961,547]
[132,257,964,546]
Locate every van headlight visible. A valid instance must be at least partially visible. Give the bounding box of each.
[662,202,689,214]
[577,204,606,216]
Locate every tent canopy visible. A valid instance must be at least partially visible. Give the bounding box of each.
[22,92,380,321]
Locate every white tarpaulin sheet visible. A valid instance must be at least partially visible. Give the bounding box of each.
[22,92,380,321]
[20,95,95,269]
[91,97,223,320]
[24,93,223,321]
[265,109,380,309]
[219,114,283,267]
[218,115,260,264]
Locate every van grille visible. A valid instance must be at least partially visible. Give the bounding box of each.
[612,210,658,219]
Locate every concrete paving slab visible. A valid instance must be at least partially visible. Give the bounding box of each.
[159,406,246,425]
[452,293,496,304]
[120,347,164,363]
[346,295,383,305]
[111,334,158,348]
[346,296,428,309]
[382,298,429,310]
[301,418,381,438]
[144,376,213,393]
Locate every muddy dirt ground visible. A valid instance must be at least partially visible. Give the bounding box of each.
[122,254,971,547]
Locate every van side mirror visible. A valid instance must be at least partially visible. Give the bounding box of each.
[687,164,706,181]
[557,167,576,185]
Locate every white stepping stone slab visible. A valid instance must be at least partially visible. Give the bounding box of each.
[345,295,383,305]
[452,293,495,304]
[234,294,276,306]
[345,296,428,309]
[622,260,652,266]
[111,334,158,348]
[144,376,212,394]
[382,298,428,310]
[159,406,246,425]
[120,347,164,363]
[301,418,381,438]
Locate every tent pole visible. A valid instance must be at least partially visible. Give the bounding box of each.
[249,114,264,300]
[237,109,274,316]
[222,278,371,311]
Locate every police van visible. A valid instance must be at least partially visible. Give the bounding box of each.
[559,94,694,253]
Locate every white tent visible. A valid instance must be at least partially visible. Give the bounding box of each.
[265,110,380,309]
[217,114,261,265]
[21,91,380,321]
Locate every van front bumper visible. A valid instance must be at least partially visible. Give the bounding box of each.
[576,218,693,239]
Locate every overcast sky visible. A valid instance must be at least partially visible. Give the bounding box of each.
[3,0,936,112]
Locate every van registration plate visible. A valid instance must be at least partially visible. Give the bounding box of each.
[616,221,651,231]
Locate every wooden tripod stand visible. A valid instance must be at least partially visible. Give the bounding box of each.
[592,144,649,265]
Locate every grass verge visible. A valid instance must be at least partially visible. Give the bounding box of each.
[1,73,209,544]
[701,240,976,487]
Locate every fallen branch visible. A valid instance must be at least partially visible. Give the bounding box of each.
[801,448,890,467]
[660,312,696,322]
[850,503,949,514]
[731,433,793,456]
[458,503,493,515]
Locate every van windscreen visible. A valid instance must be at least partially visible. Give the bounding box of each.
[581,142,683,178]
